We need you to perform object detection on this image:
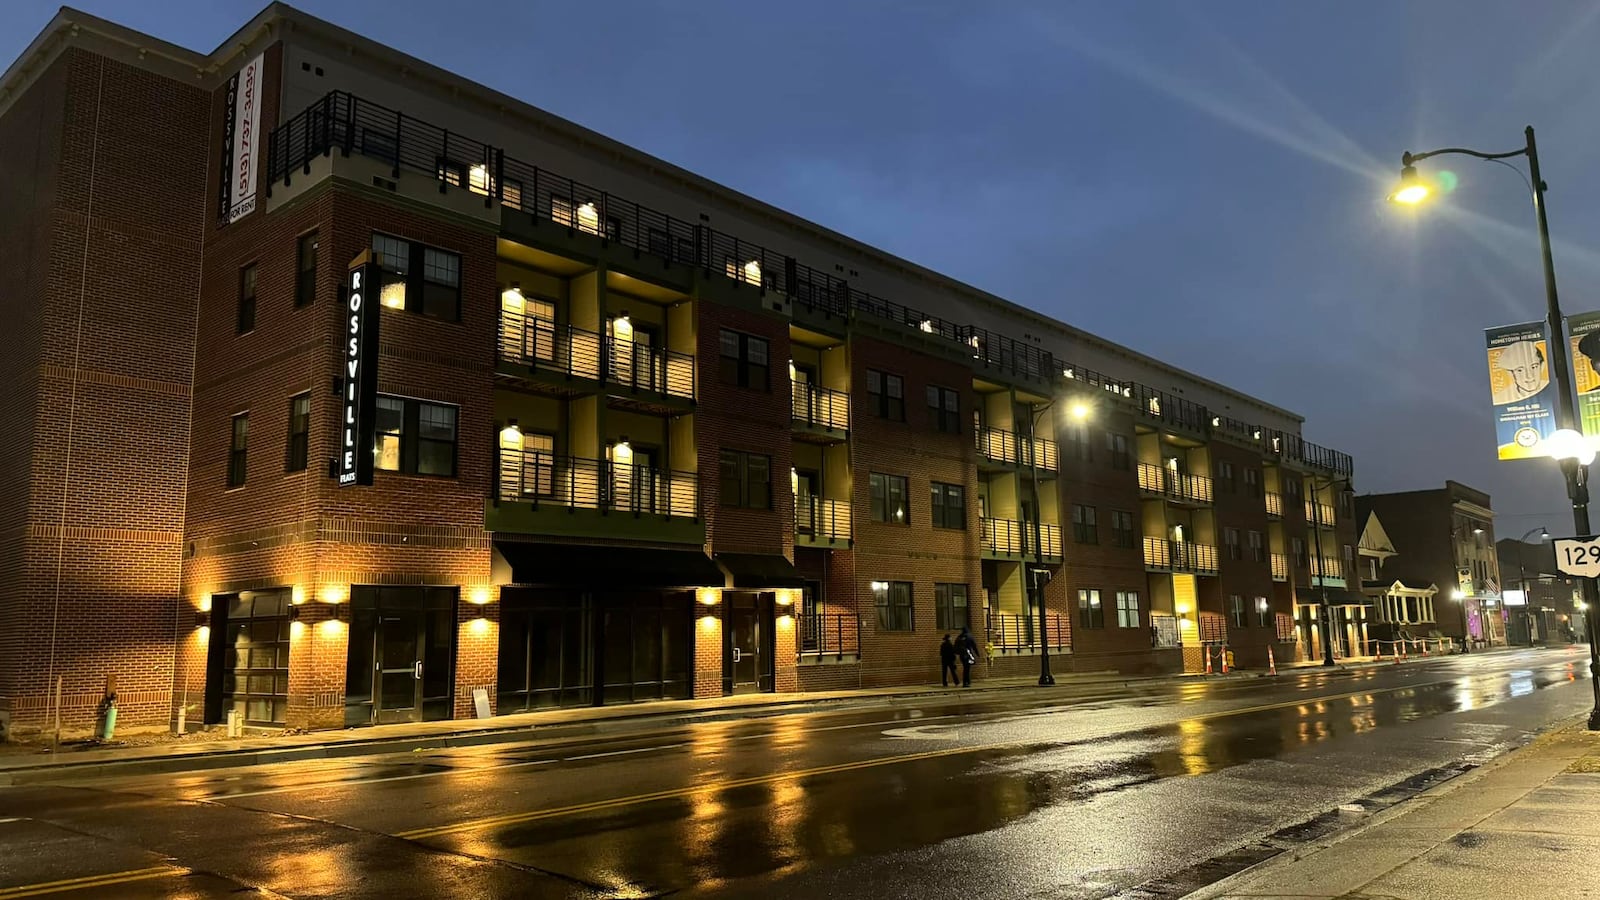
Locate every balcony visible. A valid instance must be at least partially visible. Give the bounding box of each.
[975,427,1058,474]
[987,610,1070,653]
[799,614,860,661]
[795,497,852,548]
[488,450,702,544]
[1310,556,1346,587]
[1137,464,1214,506]
[791,382,849,441]
[1305,500,1336,527]
[1143,537,1219,575]
[497,309,602,388]
[1271,553,1289,582]
[607,337,695,405]
[1265,492,1284,518]
[982,518,1063,562]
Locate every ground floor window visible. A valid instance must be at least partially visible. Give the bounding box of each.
[498,589,692,708]
[344,586,457,726]
[209,589,291,727]
[499,591,594,711]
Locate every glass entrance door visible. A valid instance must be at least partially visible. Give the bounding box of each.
[346,586,457,726]
[377,611,423,724]
[724,592,773,694]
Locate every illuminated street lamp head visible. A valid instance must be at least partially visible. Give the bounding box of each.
[1069,402,1090,421]
[1546,428,1598,467]
[1451,589,1466,601]
[1390,165,1430,205]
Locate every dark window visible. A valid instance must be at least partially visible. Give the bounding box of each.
[936,583,969,631]
[1072,504,1098,544]
[1293,537,1308,568]
[1229,595,1247,628]
[1106,432,1130,470]
[1218,461,1236,493]
[870,472,909,524]
[874,581,913,631]
[1066,423,1092,461]
[1255,596,1272,628]
[930,482,966,529]
[373,395,458,477]
[926,386,961,433]
[371,233,461,322]
[1078,589,1104,629]
[237,264,257,334]
[1248,530,1265,562]
[1115,591,1140,628]
[1111,510,1136,549]
[867,369,905,421]
[1224,527,1241,560]
[1286,477,1302,499]
[227,413,248,487]
[719,450,771,509]
[1244,468,1260,497]
[295,232,318,308]
[286,393,309,472]
[718,330,770,390]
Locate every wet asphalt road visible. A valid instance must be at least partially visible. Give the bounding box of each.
[0,647,1590,899]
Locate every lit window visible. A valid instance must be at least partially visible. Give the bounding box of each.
[869,472,909,524]
[1116,591,1140,628]
[1078,589,1103,629]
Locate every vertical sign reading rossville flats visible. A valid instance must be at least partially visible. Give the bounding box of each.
[339,252,380,487]
[218,52,265,224]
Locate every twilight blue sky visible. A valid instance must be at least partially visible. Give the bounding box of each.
[10,0,1600,532]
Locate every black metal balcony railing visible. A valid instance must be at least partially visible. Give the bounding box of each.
[1142,537,1220,574]
[1265,491,1284,518]
[799,614,860,659]
[987,611,1069,652]
[497,311,603,380]
[795,497,852,542]
[1136,464,1214,504]
[791,382,850,432]
[496,450,697,518]
[606,336,695,400]
[1271,553,1289,582]
[266,91,1357,476]
[982,518,1062,558]
[1305,500,1336,526]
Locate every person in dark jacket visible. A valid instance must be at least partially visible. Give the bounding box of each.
[939,634,958,687]
[954,627,979,687]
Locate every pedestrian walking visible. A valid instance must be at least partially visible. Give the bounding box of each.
[939,634,958,687]
[955,627,979,687]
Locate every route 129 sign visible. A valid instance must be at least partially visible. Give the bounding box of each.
[1553,536,1600,578]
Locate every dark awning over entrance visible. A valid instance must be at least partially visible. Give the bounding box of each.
[715,553,804,589]
[496,542,723,590]
[1315,588,1374,608]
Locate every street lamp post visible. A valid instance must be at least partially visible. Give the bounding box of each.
[1396,126,1600,728]
[1517,527,1549,647]
[1307,476,1347,666]
[1026,400,1081,688]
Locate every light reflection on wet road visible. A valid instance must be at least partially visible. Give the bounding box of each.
[0,648,1588,899]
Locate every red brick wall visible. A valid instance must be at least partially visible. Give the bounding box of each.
[1057,407,1145,669]
[1212,442,1278,666]
[848,335,982,687]
[1,48,211,730]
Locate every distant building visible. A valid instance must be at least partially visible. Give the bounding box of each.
[1356,509,1439,646]
[1356,482,1503,649]
[1495,537,1584,644]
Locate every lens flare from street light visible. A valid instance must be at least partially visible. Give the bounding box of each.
[1392,183,1429,205]
[1069,402,1090,421]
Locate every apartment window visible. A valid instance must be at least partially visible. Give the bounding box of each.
[1066,422,1092,461]
[1248,530,1265,562]
[874,581,913,631]
[1115,591,1140,628]
[1110,510,1136,549]
[926,386,961,433]
[867,370,905,421]
[1244,468,1260,497]
[371,234,461,322]
[930,482,966,530]
[286,393,309,472]
[718,330,769,390]
[1344,544,1356,573]
[374,395,458,477]
[870,472,909,524]
[936,583,969,631]
[227,413,248,487]
[1072,504,1098,544]
[1255,596,1272,628]
[1229,595,1247,628]
[719,450,771,509]
[1293,537,1308,568]
[1218,461,1236,493]
[237,264,257,334]
[1223,527,1241,560]
[1106,432,1130,470]
[295,232,318,307]
[1078,589,1104,629]
[1286,478,1302,500]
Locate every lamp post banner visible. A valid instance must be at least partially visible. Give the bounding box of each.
[1567,310,1600,438]
[1486,321,1556,460]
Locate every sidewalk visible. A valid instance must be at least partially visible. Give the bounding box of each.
[0,671,1137,785]
[1192,716,1600,899]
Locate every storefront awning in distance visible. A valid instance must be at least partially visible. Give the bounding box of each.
[715,553,804,589]
[495,542,724,590]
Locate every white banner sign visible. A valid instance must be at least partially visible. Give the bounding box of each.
[222,53,265,224]
[1553,537,1600,578]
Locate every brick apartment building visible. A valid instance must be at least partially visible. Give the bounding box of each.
[0,5,1359,734]
[1357,482,1504,650]
[1496,536,1585,645]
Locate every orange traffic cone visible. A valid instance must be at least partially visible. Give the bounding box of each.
[1204,648,1213,676]
[1267,646,1278,676]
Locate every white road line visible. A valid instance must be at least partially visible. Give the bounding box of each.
[564,743,686,761]
[216,758,558,799]
[0,818,24,825]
